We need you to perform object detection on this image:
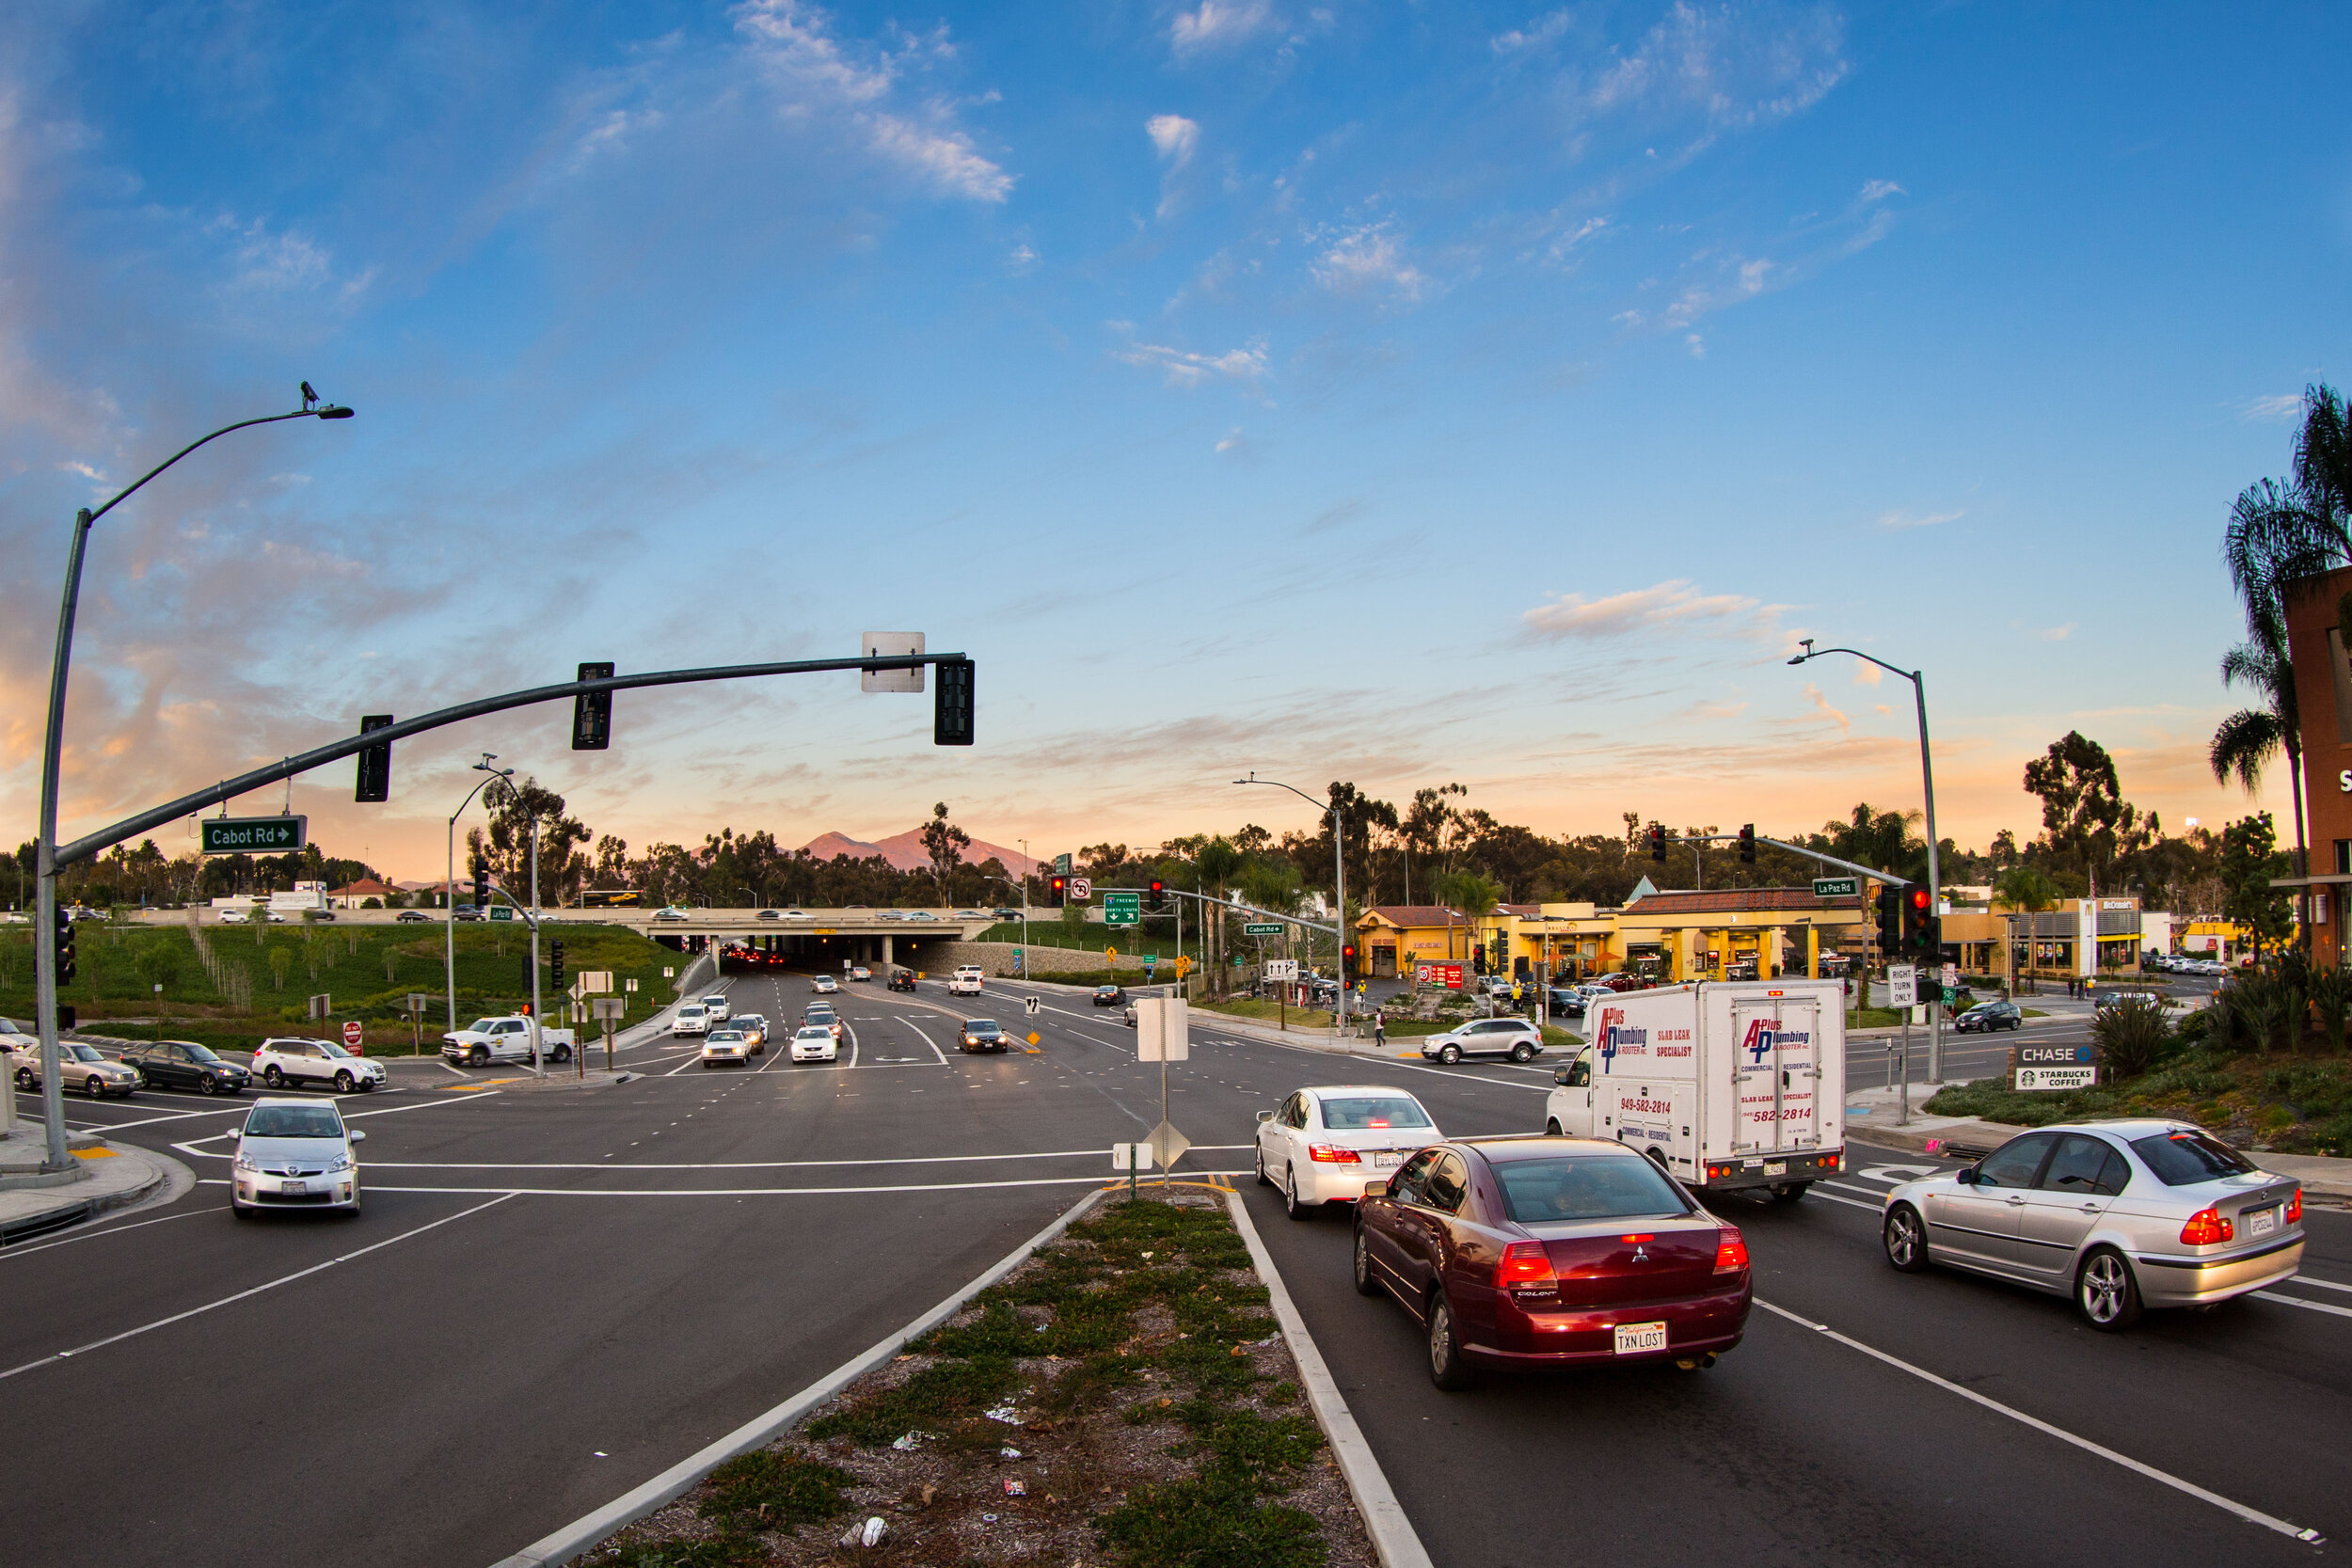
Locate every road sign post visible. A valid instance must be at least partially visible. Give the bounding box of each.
[1136,997,1190,1186]
[405,991,428,1053]
[593,995,626,1071]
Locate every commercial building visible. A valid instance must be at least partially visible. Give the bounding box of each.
[2281,563,2352,965]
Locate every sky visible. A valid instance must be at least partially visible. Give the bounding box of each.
[4,1,2349,883]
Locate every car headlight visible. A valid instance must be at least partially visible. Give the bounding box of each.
[326,1153,353,1173]
[234,1153,260,1173]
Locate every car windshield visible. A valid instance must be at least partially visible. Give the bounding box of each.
[65,1044,103,1063]
[468,1018,503,1032]
[319,1041,351,1059]
[796,1028,831,1039]
[245,1104,344,1138]
[967,1021,1000,1033]
[708,1032,744,1041]
[1321,1096,1432,1131]
[2130,1130,2257,1186]
[1492,1155,1692,1223]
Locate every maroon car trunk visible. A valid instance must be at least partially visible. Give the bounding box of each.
[1534,1223,1723,1309]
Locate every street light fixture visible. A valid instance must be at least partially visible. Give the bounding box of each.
[1788,639,1945,1083]
[1233,773,1348,1033]
[29,387,353,1171]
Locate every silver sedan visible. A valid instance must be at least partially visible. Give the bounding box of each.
[1881,1119,2303,1330]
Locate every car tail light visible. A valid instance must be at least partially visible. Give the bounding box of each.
[2180,1207,2233,1246]
[2286,1190,2302,1225]
[1496,1241,1555,1289]
[1307,1145,1361,1164]
[1713,1227,1749,1275]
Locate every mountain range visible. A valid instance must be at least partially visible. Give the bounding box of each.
[799,830,1039,879]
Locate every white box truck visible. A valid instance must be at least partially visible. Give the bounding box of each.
[1542,979,1846,1200]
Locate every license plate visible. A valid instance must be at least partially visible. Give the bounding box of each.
[1374,1152,1402,1168]
[280,1181,310,1196]
[1763,1161,1787,1176]
[2249,1208,2278,1238]
[1613,1321,1668,1354]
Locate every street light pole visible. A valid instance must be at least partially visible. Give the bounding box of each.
[31,388,352,1171]
[1235,774,1346,1034]
[447,757,511,1033]
[1788,639,1945,1083]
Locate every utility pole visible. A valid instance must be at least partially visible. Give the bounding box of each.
[528,813,544,1076]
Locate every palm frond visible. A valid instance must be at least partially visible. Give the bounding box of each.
[2210,707,2284,791]
[2294,382,2352,524]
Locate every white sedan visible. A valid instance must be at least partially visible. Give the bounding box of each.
[811,974,840,994]
[1256,1085,1442,1220]
[700,1030,754,1068]
[789,1025,840,1063]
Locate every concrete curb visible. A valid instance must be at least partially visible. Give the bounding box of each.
[0,1139,174,1244]
[486,1185,1109,1568]
[1224,1190,1435,1568]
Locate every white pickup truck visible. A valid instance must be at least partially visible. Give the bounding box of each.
[948,965,985,996]
[441,1015,576,1067]
[1543,979,1846,1201]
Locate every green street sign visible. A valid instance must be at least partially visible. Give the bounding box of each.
[490,906,515,922]
[1244,922,1283,936]
[200,816,307,855]
[1812,877,1860,898]
[1104,892,1141,927]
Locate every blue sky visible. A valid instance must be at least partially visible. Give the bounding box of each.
[4,1,2348,879]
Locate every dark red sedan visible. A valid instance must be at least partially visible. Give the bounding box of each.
[1352,1137,1752,1388]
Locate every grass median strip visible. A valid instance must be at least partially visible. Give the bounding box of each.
[596,1192,1373,1568]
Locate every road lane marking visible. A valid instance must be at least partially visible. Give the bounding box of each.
[0,1205,223,1260]
[1753,1297,2324,1543]
[2291,1274,2352,1293]
[342,1171,1254,1198]
[0,1195,516,1384]
[2252,1290,2352,1321]
[898,1020,950,1066]
[351,1145,1253,1170]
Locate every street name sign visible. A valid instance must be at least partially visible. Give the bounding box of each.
[1811,877,1859,898]
[1104,892,1141,927]
[490,906,515,922]
[201,815,307,854]
[1244,922,1283,936]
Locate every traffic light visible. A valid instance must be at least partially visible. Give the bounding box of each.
[1342,942,1358,974]
[1874,886,1901,952]
[933,657,975,746]
[471,860,490,912]
[573,662,614,751]
[1049,875,1067,905]
[549,941,565,989]
[1472,942,1486,972]
[1149,879,1165,903]
[1646,825,1666,862]
[54,904,75,985]
[1906,887,1936,958]
[355,714,393,802]
[1737,824,1756,863]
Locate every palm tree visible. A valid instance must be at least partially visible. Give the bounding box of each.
[1431,868,1503,968]
[2210,604,2308,909]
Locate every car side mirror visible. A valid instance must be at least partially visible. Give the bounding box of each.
[225,1129,240,1141]
[349,1129,366,1142]
[1365,1179,1391,1199]
[1256,1110,1275,1124]
[1955,1165,1977,1185]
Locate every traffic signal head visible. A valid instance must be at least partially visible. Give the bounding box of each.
[1049,875,1067,904]
[1906,887,1936,956]
[1343,942,1358,968]
[573,662,614,751]
[1874,886,1901,951]
[1738,824,1756,864]
[1646,825,1666,862]
[355,714,393,802]
[1150,879,1165,901]
[55,904,76,984]
[471,860,489,911]
[549,941,565,987]
[933,657,975,746]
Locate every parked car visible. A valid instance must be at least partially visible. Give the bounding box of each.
[1256,1085,1441,1218]
[812,974,840,994]
[1421,1017,1543,1065]
[1954,999,2025,1034]
[1882,1121,2305,1330]
[118,1039,250,1096]
[1354,1136,1752,1388]
[701,1030,755,1068]
[229,1098,365,1217]
[250,1037,387,1093]
[789,1024,839,1063]
[1093,984,1124,1006]
[396,910,433,924]
[11,1040,140,1098]
[960,1019,1009,1053]
[888,970,918,992]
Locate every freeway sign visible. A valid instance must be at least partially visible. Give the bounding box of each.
[199,815,307,854]
[1243,922,1283,936]
[1104,892,1141,927]
[1812,877,1860,898]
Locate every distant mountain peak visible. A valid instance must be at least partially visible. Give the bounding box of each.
[799,829,1037,878]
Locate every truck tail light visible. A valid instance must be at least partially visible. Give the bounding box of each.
[1713,1227,1750,1275]
[2180,1207,2233,1246]
[2286,1190,2302,1225]
[1496,1241,1555,1289]
[1307,1145,1360,1164]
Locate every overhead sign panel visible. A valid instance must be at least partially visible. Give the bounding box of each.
[200,816,307,855]
[1812,877,1860,898]
[1104,892,1140,927]
[1243,922,1283,936]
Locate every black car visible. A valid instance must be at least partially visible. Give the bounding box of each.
[993,908,1024,921]
[395,909,432,923]
[119,1038,249,1096]
[1547,987,1583,1017]
[959,1019,1009,1053]
[1093,985,1124,1006]
[1954,1000,2024,1033]
[888,970,918,992]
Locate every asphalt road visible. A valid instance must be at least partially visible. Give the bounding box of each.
[4,969,2344,1567]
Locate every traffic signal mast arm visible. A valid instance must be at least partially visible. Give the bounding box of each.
[1096,886,1343,939]
[1640,832,1912,887]
[52,652,965,872]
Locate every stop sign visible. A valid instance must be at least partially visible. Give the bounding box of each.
[342,1020,364,1053]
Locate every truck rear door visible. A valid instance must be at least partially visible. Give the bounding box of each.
[1728,994,1824,1156]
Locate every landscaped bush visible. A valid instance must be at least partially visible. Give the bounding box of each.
[2090,995,2173,1078]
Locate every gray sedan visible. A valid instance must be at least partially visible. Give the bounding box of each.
[1881,1120,2304,1330]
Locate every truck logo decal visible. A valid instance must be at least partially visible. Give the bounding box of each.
[1740,1019,1810,1064]
[1597,1007,1647,1072]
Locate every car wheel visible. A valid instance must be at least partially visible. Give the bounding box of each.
[1546,1118,1563,1135]
[1353,1224,1381,1297]
[263,1065,284,1087]
[84,1075,104,1098]
[1883,1204,1930,1273]
[1255,1145,1273,1187]
[13,1068,30,1089]
[1426,1295,1475,1391]
[1510,1041,1535,1063]
[554,1043,572,1063]
[198,1074,218,1096]
[1438,1044,1462,1065]
[469,1046,489,1068]
[2076,1247,2142,1331]
[1768,1181,1810,1202]
[334,1070,355,1093]
[1283,1167,1313,1220]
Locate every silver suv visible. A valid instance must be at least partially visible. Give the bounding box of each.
[1422,1017,1543,1065]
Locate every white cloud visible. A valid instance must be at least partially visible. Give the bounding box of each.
[1492,9,1573,54]
[1580,2,1848,131]
[1858,178,1905,202]
[1851,661,1882,687]
[865,113,1013,202]
[1310,222,1432,302]
[1171,0,1277,56]
[2240,394,2303,423]
[211,216,335,292]
[1802,682,1851,733]
[1147,115,1200,167]
[2038,623,2077,641]
[1523,578,1788,641]
[1114,336,1270,388]
[1216,427,1246,452]
[1877,507,1963,530]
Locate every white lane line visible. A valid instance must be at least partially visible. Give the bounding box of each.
[329,1171,1254,1198]
[87,1103,245,1130]
[0,1205,222,1260]
[1820,1180,1892,1201]
[1805,1190,1884,1214]
[2291,1274,2352,1294]
[1753,1298,2324,1543]
[2251,1290,2352,1321]
[171,1088,505,1157]
[351,1145,1254,1171]
[663,1051,704,1078]
[899,1020,950,1067]
[0,1195,517,1384]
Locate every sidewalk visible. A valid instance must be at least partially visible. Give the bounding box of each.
[0,1125,186,1244]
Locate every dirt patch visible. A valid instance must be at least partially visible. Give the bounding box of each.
[593,1191,1375,1568]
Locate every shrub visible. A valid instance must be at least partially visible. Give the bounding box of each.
[2309,963,2352,1053]
[2091,996,2174,1079]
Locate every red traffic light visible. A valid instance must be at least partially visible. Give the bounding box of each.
[1150,879,1165,898]
[1908,888,1931,912]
